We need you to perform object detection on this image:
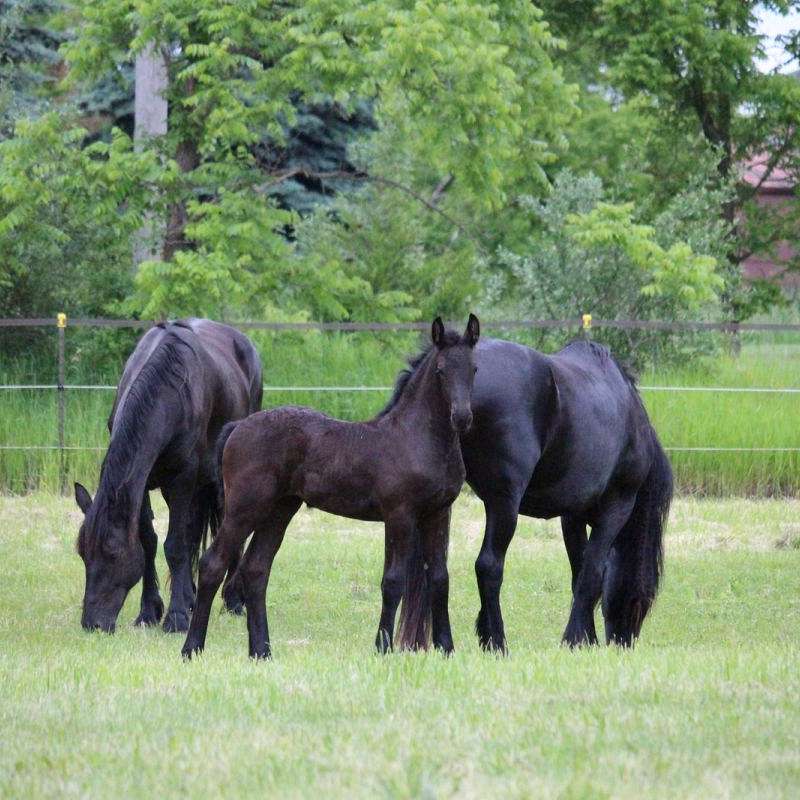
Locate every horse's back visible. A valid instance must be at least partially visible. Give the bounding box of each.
[463,337,654,518]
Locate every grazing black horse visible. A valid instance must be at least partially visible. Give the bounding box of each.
[182,315,480,659]
[74,319,262,633]
[453,336,672,650]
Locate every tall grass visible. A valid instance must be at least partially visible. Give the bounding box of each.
[1,329,799,494]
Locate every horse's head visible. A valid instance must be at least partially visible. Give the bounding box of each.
[431,313,480,434]
[74,482,143,633]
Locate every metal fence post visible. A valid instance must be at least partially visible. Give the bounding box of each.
[581,313,592,341]
[57,313,67,495]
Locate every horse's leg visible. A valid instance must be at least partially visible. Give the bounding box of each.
[561,514,588,594]
[375,511,414,654]
[134,493,164,626]
[562,494,636,648]
[161,468,199,633]
[474,494,521,654]
[181,509,261,658]
[221,542,246,615]
[239,498,301,659]
[422,507,454,654]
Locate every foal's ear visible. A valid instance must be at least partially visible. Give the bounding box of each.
[74,482,93,515]
[464,313,480,347]
[431,316,445,348]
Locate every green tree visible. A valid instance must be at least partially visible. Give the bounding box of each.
[50,0,575,320]
[594,0,800,318]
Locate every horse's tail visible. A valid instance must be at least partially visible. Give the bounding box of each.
[395,526,437,651]
[214,421,240,527]
[602,429,672,646]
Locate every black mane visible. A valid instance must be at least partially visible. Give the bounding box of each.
[562,339,639,390]
[85,332,196,545]
[379,331,462,417]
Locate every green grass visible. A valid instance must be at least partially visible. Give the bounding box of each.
[2,331,800,494]
[1,493,799,798]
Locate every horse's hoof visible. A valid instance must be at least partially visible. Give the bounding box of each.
[163,610,190,633]
[181,643,201,660]
[561,630,598,649]
[134,598,164,627]
[375,630,392,655]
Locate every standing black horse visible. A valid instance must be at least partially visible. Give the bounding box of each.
[455,336,672,650]
[375,335,671,650]
[181,315,479,659]
[74,318,262,633]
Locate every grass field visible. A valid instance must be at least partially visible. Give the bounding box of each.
[1,493,799,798]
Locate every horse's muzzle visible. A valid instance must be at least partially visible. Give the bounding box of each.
[81,610,117,634]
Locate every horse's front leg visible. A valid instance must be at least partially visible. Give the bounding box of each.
[422,507,454,654]
[375,511,414,654]
[162,469,198,633]
[134,492,164,626]
[475,493,521,654]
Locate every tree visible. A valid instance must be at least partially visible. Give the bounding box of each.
[493,170,725,366]
[594,0,800,318]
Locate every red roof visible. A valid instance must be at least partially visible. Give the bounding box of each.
[742,153,795,194]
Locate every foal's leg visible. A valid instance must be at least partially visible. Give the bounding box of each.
[221,542,246,615]
[161,468,199,633]
[561,514,588,594]
[474,494,521,654]
[134,493,164,626]
[181,510,259,658]
[239,498,301,659]
[421,507,454,654]
[375,511,415,654]
[562,493,636,648]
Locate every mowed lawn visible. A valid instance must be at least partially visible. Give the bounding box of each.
[1,494,799,798]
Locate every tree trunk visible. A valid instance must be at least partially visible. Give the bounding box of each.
[133,43,169,268]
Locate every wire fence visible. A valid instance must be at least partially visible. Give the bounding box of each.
[2,314,800,493]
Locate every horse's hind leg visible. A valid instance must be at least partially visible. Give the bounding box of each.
[162,469,200,633]
[562,494,636,648]
[181,507,260,658]
[561,514,588,594]
[134,493,164,627]
[239,497,301,659]
[474,494,521,654]
[221,543,246,615]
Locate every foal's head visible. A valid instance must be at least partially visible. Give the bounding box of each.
[74,482,143,633]
[431,313,480,434]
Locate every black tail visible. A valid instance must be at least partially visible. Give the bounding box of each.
[214,421,240,525]
[602,430,672,646]
[396,528,437,650]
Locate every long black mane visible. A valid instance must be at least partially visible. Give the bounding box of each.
[84,331,197,547]
[379,331,462,417]
[561,339,640,391]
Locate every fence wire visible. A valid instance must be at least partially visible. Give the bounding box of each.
[2,315,799,491]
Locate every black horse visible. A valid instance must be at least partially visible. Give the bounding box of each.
[381,335,671,651]
[181,315,479,659]
[74,318,262,633]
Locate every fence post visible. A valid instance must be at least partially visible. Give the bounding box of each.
[581,313,592,341]
[57,313,67,495]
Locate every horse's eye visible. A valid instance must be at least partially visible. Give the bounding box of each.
[436,367,444,376]
[473,366,478,374]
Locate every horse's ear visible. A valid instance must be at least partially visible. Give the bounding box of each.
[431,316,445,348]
[74,482,93,515]
[464,313,480,347]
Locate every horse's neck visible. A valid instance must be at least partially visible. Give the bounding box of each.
[383,357,455,449]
